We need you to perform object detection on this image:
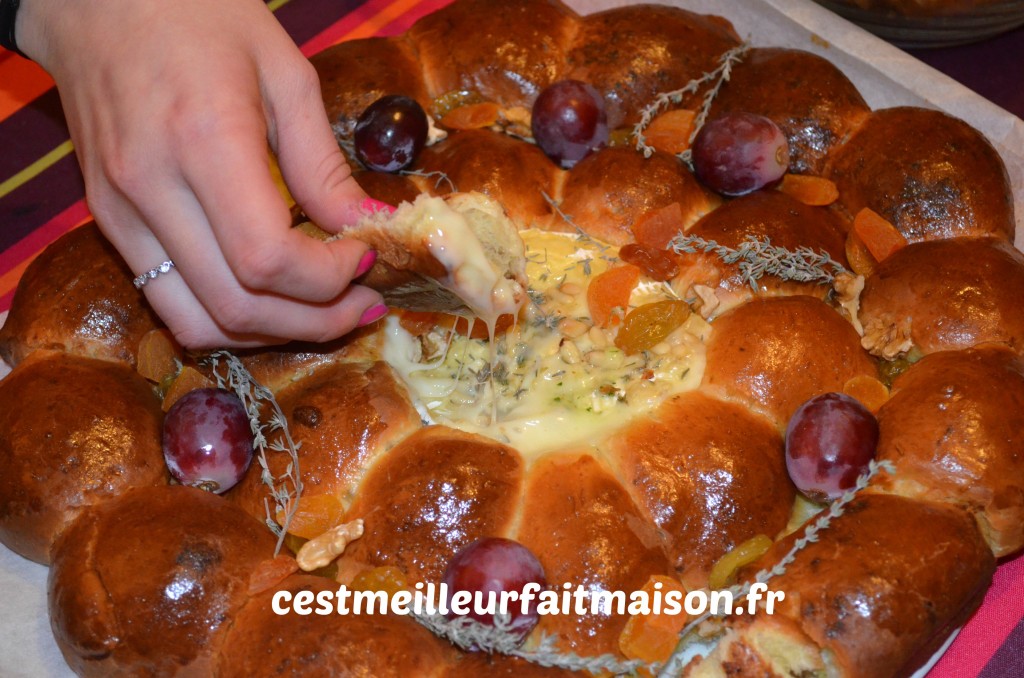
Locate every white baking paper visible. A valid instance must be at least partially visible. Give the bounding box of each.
[2,0,1023,675]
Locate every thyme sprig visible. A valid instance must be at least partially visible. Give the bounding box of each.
[205,351,302,556]
[414,612,653,675]
[400,168,457,192]
[657,459,896,678]
[541,190,608,252]
[634,42,751,163]
[670,234,848,291]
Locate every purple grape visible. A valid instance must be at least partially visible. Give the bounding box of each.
[785,392,879,503]
[442,537,546,646]
[163,388,254,494]
[531,80,609,168]
[691,112,790,196]
[354,95,428,172]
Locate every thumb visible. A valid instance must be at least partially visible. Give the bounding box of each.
[268,63,369,232]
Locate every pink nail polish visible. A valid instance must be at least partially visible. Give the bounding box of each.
[361,197,396,214]
[357,303,389,327]
[354,250,377,277]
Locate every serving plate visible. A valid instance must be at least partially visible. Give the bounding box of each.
[812,0,1024,48]
[1,0,1022,674]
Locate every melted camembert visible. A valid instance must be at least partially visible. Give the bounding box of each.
[383,230,708,456]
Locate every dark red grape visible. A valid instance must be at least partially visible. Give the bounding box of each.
[691,112,790,196]
[163,388,254,494]
[785,392,879,503]
[531,80,609,168]
[442,537,546,646]
[354,95,429,172]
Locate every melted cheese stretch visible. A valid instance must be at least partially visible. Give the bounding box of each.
[383,230,708,457]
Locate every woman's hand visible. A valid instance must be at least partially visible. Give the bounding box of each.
[17,0,386,348]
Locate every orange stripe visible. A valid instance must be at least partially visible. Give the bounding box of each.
[0,200,92,310]
[0,258,33,309]
[0,56,54,124]
[301,0,445,55]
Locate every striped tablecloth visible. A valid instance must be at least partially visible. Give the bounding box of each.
[1,1,1022,676]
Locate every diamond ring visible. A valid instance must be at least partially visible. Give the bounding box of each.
[132,260,176,290]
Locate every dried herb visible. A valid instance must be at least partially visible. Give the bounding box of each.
[206,351,302,556]
[670,233,848,291]
[634,43,751,164]
[414,612,653,675]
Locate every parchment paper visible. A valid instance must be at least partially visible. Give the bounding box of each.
[2,0,1023,675]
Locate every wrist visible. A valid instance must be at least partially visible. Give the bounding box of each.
[10,0,61,64]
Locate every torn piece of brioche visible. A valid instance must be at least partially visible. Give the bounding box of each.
[345,192,527,321]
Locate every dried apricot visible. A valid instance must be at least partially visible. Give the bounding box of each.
[643,109,697,155]
[161,365,215,411]
[777,173,839,206]
[588,264,640,328]
[853,207,907,262]
[618,574,689,664]
[137,328,182,385]
[248,555,300,595]
[614,300,691,354]
[631,202,685,250]
[843,374,890,413]
[276,493,347,540]
[440,101,501,130]
[619,243,681,281]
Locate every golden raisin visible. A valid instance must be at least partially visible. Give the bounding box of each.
[614,300,691,354]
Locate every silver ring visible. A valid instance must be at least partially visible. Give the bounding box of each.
[133,260,176,289]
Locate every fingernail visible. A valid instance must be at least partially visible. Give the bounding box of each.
[361,197,396,214]
[357,303,389,327]
[354,249,377,277]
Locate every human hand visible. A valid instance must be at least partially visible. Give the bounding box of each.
[17,0,387,348]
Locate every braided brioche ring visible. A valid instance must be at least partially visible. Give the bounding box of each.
[1,1,1021,676]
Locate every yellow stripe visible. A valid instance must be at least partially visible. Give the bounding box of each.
[0,139,75,200]
[267,0,292,11]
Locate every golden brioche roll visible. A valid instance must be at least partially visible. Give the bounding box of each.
[342,426,525,584]
[415,128,560,227]
[407,0,579,110]
[566,4,740,128]
[689,495,994,678]
[860,237,1024,358]
[682,190,848,300]
[558,146,714,245]
[312,36,430,136]
[871,345,1024,556]
[709,47,871,175]
[233,329,385,394]
[0,223,162,368]
[702,296,877,426]
[218,574,454,678]
[604,391,794,588]
[826,107,1014,242]
[0,350,166,564]
[515,452,671,657]
[48,485,276,677]
[229,361,421,523]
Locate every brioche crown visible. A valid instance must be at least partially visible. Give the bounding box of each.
[0,1,1020,676]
